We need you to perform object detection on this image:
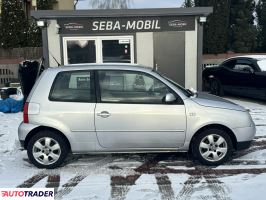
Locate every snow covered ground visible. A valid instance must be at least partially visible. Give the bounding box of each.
[0,96,266,200]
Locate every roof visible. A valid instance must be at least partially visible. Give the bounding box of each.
[31,7,213,19]
[222,55,266,62]
[233,55,266,60]
[47,63,154,73]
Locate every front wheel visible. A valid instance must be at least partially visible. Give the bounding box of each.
[192,129,233,166]
[27,130,69,169]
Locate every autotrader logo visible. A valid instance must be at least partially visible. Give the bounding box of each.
[168,20,187,28]
[0,188,54,200]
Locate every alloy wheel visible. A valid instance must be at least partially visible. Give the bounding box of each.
[32,137,61,165]
[199,134,228,162]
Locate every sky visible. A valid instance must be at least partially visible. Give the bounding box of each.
[76,0,184,9]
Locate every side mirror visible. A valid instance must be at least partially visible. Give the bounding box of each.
[165,93,176,103]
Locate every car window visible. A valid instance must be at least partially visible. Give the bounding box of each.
[49,71,95,102]
[257,59,266,71]
[233,60,254,72]
[233,64,253,71]
[98,70,171,104]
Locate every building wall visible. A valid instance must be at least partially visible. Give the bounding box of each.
[185,19,198,90]
[136,32,154,68]
[0,64,19,87]
[47,20,62,67]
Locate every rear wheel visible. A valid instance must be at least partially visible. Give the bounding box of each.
[27,130,69,169]
[210,79,224,96]
[192,129,233,166]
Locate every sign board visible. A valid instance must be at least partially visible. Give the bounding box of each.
[58,16,195,34]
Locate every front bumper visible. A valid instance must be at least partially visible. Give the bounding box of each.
[233,125,256,143]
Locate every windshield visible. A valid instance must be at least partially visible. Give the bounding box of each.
[154,71,192,97]
[257,59,266,71]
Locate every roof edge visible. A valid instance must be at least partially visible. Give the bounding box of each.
[32,7,213,19]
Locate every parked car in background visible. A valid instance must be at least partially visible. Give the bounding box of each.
[18,64,255,168]
[203,55,266,100]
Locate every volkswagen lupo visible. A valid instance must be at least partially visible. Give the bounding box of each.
[18,64,256,168]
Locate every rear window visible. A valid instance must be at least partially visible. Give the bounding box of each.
[49,70,95,102]
[257,59,266,71]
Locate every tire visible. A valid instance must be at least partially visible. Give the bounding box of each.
[192,129,233,166]
[27,130,69,169]
[210,79,224,96]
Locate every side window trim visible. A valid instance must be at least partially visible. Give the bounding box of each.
[49,70,96,103]
[95,70,183,105]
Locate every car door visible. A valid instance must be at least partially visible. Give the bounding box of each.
[94,70,186,149]
[253,59,266,100]
[229,59,256,96]
[222,59,255,95]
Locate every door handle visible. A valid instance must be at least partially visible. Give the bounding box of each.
[97,111,111,118]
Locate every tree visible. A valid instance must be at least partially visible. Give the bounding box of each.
[229,0,257,52]
[0,0,29,48]
[256,0,266,51]
[195,0,230,54]
[26,0,55,47]
[183,0,195,7]
[89,0,131,9]
[37,0,54,10]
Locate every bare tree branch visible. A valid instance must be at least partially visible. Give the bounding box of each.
[89,0,132,9]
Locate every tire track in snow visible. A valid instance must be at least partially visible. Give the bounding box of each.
[155,174,175,200]
[55,175,87,200]
[176,174,230,200]
[110,154,170,200]
[17,173,47,188]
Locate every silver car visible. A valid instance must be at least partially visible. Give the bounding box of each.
[18,64,256,169]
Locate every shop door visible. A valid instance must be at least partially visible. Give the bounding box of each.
[154,32,185,86]
[63,36,134,65]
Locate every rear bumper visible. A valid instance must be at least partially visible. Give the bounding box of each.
[18,122,40,148]
[19,140,25,149]
[236,140,252,150]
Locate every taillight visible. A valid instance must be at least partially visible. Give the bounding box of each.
[23,102,29,123]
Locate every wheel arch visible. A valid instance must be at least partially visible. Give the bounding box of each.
[24,126,72,152]
[189,124,237,152]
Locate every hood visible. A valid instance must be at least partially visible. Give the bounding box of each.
[191,92,246,112]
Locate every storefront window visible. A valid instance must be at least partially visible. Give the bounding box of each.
[67,40,96,64]
[102,40,131,63]
[63,36,134,65]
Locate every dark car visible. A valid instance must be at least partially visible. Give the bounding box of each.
[203,55,266,100]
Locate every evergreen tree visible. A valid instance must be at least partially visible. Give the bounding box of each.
[27,20,42,47]
[183,0,194,7]
[26,0,55,47]
[256,0,266,51]
[229,0,257,52]
[37,0,54,10]
[1,0,29,48]
[195,0,230,54]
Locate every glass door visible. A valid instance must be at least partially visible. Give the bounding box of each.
[63,36,134,65]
